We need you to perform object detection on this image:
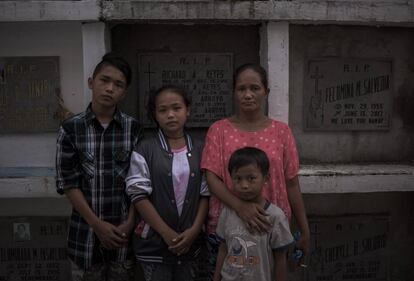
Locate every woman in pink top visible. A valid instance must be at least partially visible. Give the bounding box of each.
[201,64,310,278]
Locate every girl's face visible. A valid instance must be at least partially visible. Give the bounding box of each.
[234,68,269,113]
[155,90,189,137]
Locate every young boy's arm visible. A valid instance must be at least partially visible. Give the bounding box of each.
[273,249,288,281]
[213,242,227,281]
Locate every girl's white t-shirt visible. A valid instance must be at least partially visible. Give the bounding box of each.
[171,146,190,216]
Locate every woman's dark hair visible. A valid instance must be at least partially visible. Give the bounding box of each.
[92,53,132,86]
[233,63,268,89]
[228,147,270,176]
[147,85,191,125]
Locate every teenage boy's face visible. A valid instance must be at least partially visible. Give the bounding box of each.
[231,164,268,203]
[88,64,127,109]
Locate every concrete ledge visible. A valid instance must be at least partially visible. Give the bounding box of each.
[300,164,414,193]
[1,1,413,25]
[0,167,57,198]
[0,165,413,198]
[0,0,99,22]
[0,198,72,216]
[101,1,414,26]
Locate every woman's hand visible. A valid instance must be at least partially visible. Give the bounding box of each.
[296,230,310,256]
[235,200,271,234]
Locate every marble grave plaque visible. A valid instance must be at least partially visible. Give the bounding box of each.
[0,217,70,281]
[305,215,389,281]
[0,57,60,133]
[304,59,392,130]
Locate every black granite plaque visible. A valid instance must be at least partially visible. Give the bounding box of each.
[306,216,389,281]
[0,57,60,133]
[138,53,233,127]
[0,217,70,281]
[304,59,392,130]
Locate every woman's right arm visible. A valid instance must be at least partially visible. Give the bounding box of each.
[206,171,270,232]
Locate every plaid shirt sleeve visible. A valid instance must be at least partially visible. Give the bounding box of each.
[56,126,81,195]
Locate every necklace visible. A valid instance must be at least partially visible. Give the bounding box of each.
[165,134,184,140]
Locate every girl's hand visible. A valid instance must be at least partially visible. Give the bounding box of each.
[161,229,180,248]
[235,201,271,234]
[168,227,199,255]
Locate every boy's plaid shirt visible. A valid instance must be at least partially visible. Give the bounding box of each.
[56,105,142,269]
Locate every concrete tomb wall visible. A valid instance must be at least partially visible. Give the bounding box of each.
[290,24,414,163]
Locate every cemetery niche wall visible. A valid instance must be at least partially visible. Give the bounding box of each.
[111,23,260,121]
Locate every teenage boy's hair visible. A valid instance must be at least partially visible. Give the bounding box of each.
[228,147,270,176]
[92,53,132,86]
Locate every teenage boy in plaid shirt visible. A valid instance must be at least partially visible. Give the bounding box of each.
[56,53,142,281]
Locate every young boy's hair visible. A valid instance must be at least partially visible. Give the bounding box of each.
[147,85,191,125]
[92,53,132,86]
[228,147,270,176]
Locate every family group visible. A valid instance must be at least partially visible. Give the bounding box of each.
[55,53,310,281]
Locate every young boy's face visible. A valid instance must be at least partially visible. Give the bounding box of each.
[88,64,127,109]
[231,163,268,203]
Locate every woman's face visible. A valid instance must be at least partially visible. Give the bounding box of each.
[234,69,269,113]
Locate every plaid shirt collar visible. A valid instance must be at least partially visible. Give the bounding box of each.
[84,103,124,129]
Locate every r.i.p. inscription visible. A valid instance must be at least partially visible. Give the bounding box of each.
[138,53,233,127]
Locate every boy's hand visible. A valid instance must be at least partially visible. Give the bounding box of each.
[236,201,271,234]
[168,227,199,256]
[116,222,134,246]
[93,220,128,249]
